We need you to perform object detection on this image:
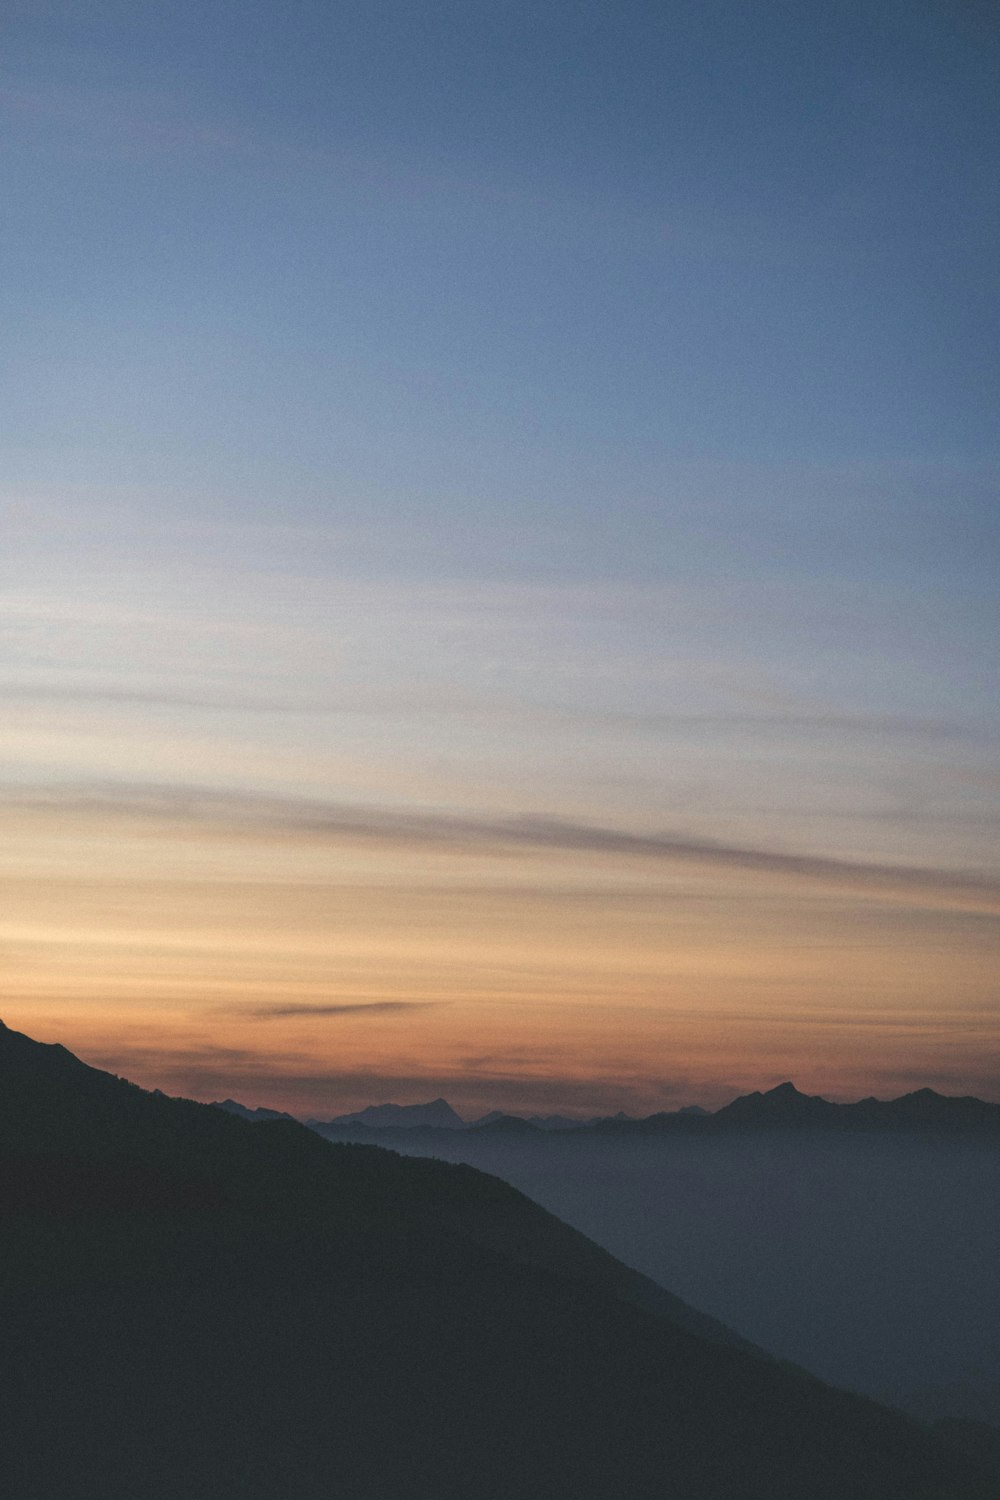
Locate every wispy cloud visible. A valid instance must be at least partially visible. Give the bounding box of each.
[0,678,985,745]
[249,1001,444,1019]
[8,780,998,914]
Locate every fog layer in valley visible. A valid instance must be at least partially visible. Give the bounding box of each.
[359,1128,1000,1424]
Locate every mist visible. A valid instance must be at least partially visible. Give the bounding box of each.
[343,1125,1000,1424]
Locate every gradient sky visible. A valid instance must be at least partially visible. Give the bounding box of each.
[3,0,998,1115]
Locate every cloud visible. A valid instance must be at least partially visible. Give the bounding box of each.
[0,679,984,745]
[248,1001,443,1019]
[8,780,997,914]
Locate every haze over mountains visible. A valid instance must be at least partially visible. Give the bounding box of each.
[289,1080,1000,1136]
[300,1081,1000,1430]
[326,1097,466,1130]
[3,1018,999,1499]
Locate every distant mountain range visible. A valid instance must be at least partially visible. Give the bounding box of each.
[3,1016,997,1499]
[307,1077,1000,1433]
[318,1097,466,1130]
[267,1080,1000,1141]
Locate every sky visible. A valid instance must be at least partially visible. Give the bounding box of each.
[2,0,998,1116]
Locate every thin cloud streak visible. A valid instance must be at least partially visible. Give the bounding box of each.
[0,679,985,744]
[10,781,999,913]
[249,1001,444,1019]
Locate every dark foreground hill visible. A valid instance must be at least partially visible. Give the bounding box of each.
[1,1022,996,1500]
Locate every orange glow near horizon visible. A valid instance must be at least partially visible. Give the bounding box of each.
[3,796,997,1118]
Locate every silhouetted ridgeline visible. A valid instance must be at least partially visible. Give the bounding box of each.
[306,1087,1000,1430]
[303,1079,1000,1139]
[2,1020,998,1500]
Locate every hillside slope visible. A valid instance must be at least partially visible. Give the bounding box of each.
[1,1020,995,1500]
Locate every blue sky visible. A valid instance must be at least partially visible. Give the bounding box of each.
[2,1,998,1108]
[5,0,999,505]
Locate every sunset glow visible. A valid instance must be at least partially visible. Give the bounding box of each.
[3,0,997,1117]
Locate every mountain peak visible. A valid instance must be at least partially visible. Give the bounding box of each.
[715,1081,836,1122]
[325,1098,466,1130]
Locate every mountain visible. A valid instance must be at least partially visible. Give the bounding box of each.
[210,1097,298,1123]
[584,1083,1000,1135]
[1,1018,996,1500]
[714,1080,841,1124]
[712,1083,1000,1133]
[525,1112,596,1130]
[475,1110,593,1131]
[472,1108,508,1126]
[329,1092,1000,1428]
[471,1111,542,1135]
[866,1088,1000,1131]
[318,1096,466,1129]
[304,1084,1000,1142]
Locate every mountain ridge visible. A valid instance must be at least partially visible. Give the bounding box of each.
[298,1079,1000,1142]
[322,1097,466,1130]
[2,1017,996,1498]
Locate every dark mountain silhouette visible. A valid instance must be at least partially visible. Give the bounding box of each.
[474,1109,592,1130]
[319,1096,466,1129]
[525,1111,595,1130]
[306,1083,1000,1140]
[471,1111,543,1135]
[713,1080,841,1124]
[871,1088,1000,1131]
[581,1082,1000,1135]
[708,1082,1000,1134]
[2,1020,997,1500]
[472,1107,513,1127]
[211,1097,298,1123]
